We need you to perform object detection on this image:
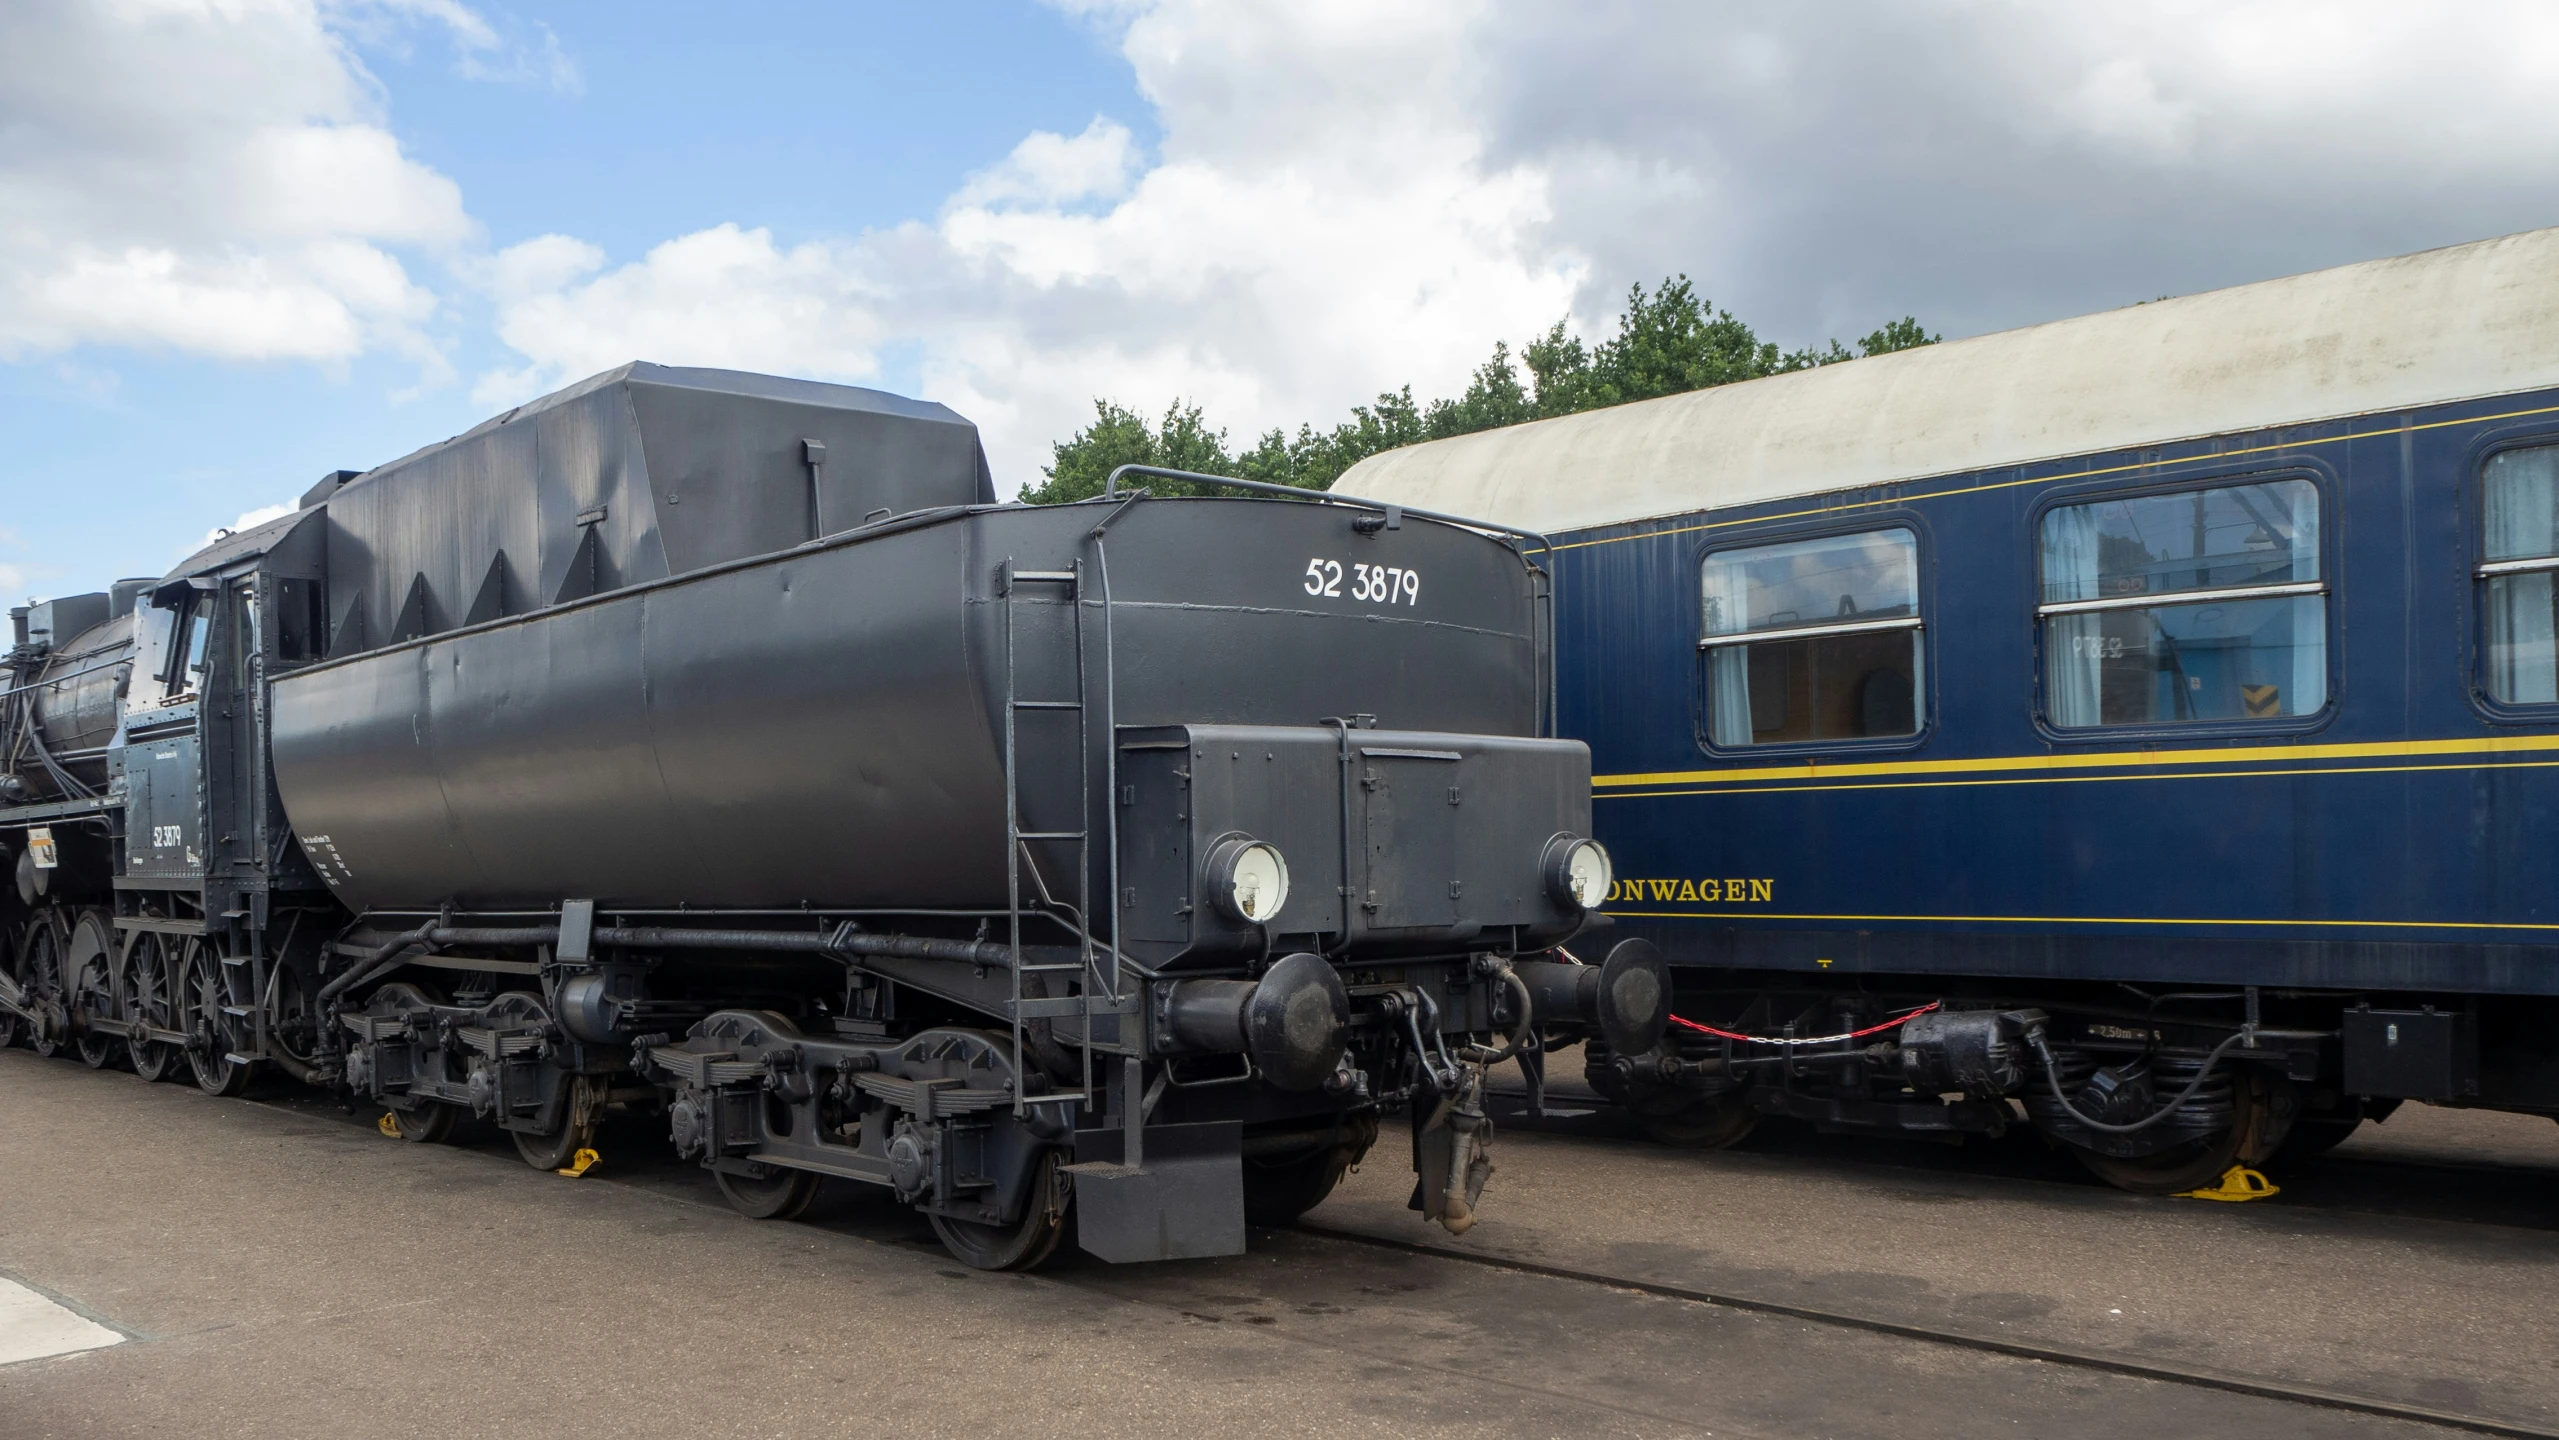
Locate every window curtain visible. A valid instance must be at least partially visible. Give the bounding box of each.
[2042,506,2103,727]
[2265,488,2325,716]
[1702,562,1755,745]
[2284,595,2328,715]
[2486,447,2559,703]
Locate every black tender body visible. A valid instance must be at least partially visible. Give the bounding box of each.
[0,364,1662,1269]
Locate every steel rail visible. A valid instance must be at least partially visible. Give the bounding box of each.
[1293,1222,2559,1439]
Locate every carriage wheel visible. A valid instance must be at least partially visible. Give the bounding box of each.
[121,932,185,1083]
[928,1151,1068,1271]
[2273,1095,2398,1163]
[2066,1066,2278,1195]
[19,915,66,1059]
[181,938,251,1097]
[1630,1088,1760,1149]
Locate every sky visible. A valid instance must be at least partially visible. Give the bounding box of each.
[6,0,2559,601]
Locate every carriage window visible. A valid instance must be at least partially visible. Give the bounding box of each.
[2482,443,2559,704]
[2038,478,2325,728]
[1701,529,1922,746]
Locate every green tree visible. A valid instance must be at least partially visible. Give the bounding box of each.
[1856,316,1938,356]
[1019,398,1255,505]
[1029,279,1941,501]
[1587,276,1785,403]
[1423,342,1535,437]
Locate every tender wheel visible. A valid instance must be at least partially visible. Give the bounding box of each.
[181,937,251,1097]
[715,1163,822,1221]
[121,932,185,1083]
[1242,1147,1351,1225]
[1630,1088,1759,1149]
[928,1151,1068,1271]
[366,982,462,1142]
[511,1073,600,1170]
[20,915,67,1059]
[392,1101,458,1144]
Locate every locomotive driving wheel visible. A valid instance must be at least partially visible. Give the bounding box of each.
[68,911,124,1070]
[180,937,252,1097]
[926,1149,1067,1271]
[121,931,185,1083]
[19,914,67,1058]
[0,925,17,1050]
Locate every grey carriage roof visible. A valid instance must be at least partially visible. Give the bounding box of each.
[1338,225,2559,534]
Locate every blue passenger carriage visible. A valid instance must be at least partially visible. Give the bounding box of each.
[1347,229,2559,1188]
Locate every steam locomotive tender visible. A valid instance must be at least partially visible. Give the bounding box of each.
[0,364,1664,1268]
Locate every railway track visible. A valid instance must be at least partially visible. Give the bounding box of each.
[1294,1222,2559,1440]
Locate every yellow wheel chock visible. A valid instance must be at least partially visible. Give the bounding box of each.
[377,1112,402,1139]
[2177,1164,2279,1202]
[556,1147,601,1178]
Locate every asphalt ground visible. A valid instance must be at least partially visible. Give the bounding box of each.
[1,1045,2553,1439]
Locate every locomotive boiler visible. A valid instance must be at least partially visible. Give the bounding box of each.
[0,363,1663,1268]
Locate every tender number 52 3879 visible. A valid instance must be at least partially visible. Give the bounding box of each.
[1304,558,1420,606]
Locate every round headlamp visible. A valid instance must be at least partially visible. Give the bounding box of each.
[1542,835,1613,911]
[1205,835,1291,924]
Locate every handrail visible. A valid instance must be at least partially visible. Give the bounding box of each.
[1698,614,1924,649]
[1101,463,1553,553]
[2036,578,2324,617]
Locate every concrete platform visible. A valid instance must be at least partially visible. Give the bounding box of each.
[2,1047,2549,1438]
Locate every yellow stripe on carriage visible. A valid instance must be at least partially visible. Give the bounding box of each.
[1592,732,2559,791]
[1600,909,2559,933]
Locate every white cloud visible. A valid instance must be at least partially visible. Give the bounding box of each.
[951,118,1141,210]
[476,0,1584,490]
[20,0,2559,501]
[1472,1,2559,343]
[472,224,887,406]
[325,0,580,93]
[197,501,302,556]
[0,0,478,364]
[469,0,2559,496]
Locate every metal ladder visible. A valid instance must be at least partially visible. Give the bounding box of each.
[999,558,1115,1121]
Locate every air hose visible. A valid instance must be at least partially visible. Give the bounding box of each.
[2029,1028,2251,1135]
[1462,964,1537,1067]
